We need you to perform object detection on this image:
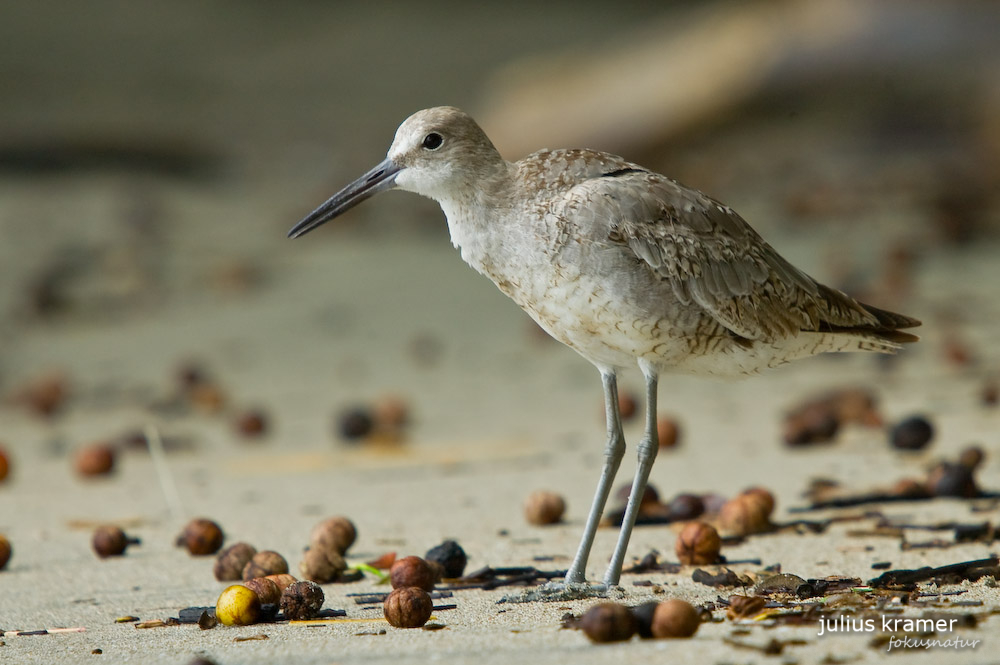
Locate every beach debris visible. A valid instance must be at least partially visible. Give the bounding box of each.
[726,595,766,620]
[719,489,775,536]
[214,542,257,581]
[868,556,999,590]
[623,551,682,575]
[337,407,374,441]
[0,446,10,482]
[384,587,433,628]
[280,581,324,620]
[425,540,468,579]
[9,371,69,418]
[390,556,438,592]
[348,590,453,606]
[1,627,85,636]
[233,408,269,439]
[783,387,881,446]
[657,416,681,448]
[197,611,217,630]
[367,551,396,570]
[264,573,297,593]
[675,521,722,565]
[92,525,139,558]
[580,602,637,643]
[216,585,262,626]
[629,601,659,638]
[524,490,566,526]
[889,415,934,451]
[693,568,753,588]
[310,516,356,555]
[651,599,702,638]
[372,394,411,435]
[242,551,288,580]
[74,443,116,477]
[243,577,281,605]
[178,518,224,556]
[798,447,991,510]
[300,546,346,584]
[0,534,10,569]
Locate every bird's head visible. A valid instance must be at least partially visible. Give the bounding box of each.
[288,106,503,239]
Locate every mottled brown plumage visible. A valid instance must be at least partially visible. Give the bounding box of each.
[289,106,919,592]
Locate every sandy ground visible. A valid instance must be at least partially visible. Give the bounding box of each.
[2,3,1000,664]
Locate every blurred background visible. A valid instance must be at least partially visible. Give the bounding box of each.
[1,0,998,453]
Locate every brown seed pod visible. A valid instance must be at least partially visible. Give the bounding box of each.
[981,380,998,407]
[740,487,775,519]
[383,586,433,628]
[390,555,437,591]
[242,577,281,605]
[233,409,268,438]
[524,490,566,526]
[617,390,638,421]
[373,394,410,429]
[674,521,721,565]
[299,547,346,584]
[726,595,766,620]
[17,371,68,417]
[0,446,10,482]
[180,518,224,556]
[309,516,357,555]
[242,550,289,581]
[579,602,637,643]
[651,599,701,638]
[0,533,11,569]
[189,383,226,413]
[74,443,115,477]
[614,482,660,509]
[214,542,257,581]
[264,573,297,593]
[280,580,325,621]
[92,525,132,558]
[782,401,839,446]
[657,416,681,448]
[719,494,771,536]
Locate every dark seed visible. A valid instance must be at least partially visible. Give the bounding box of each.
[630,600,659,638]
[338,408,374,441]
[890,416,934,451]
[425,540,467,578]
[926,462,978,498]
[666,493,704,521]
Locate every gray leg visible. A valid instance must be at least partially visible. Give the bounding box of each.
[603,366,659,586]
[564,370,625,584]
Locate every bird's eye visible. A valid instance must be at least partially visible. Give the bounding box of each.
[422,132,443,150]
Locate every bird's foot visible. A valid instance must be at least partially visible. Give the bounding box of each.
[497,581,623,604]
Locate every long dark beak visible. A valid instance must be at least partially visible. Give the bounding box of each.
[287,158,402,239]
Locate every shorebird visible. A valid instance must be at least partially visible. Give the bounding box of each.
[288,106,920,591]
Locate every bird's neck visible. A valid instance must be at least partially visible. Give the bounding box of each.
[438,162,520,277]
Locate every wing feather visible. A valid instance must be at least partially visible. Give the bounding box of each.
[559,168,885,341]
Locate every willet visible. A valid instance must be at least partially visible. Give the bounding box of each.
[288,106,919,593]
